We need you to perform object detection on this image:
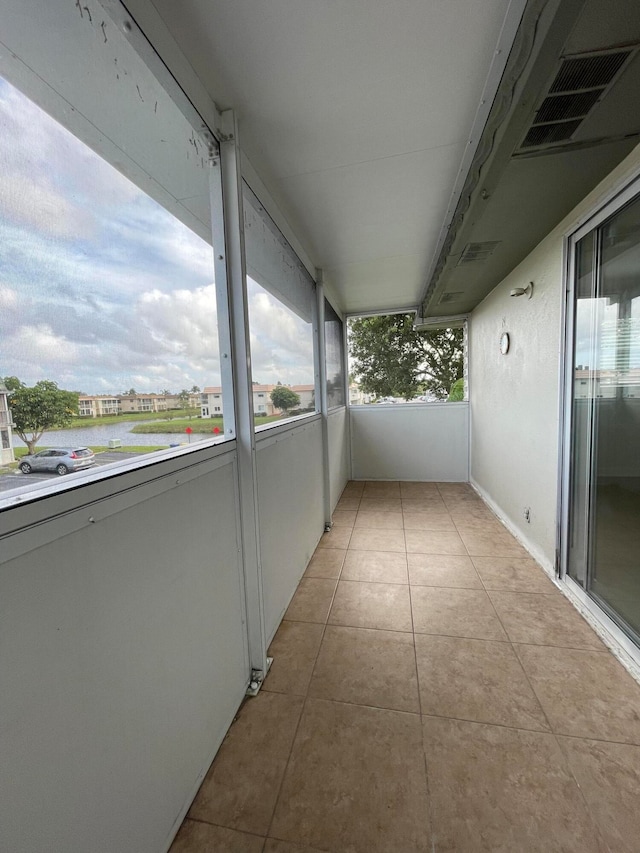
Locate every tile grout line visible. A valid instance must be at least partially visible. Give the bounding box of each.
[480,574,614,842]
[475,561,558,737]
[182,816,268,846]
[273,483,632,853]
[262,489,356,848]
[512,639,609,652]
[420,481,482,850]
[407,514,438,853]
[266,483,622,851]
[442,493,579,756]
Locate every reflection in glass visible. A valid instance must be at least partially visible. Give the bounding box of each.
[567,194,640,641]
[568,230,595,588]
[324,300,346,409]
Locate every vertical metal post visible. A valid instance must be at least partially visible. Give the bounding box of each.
[217,109,267,677]
[316,273,332,528]
[209,155,236,440]
[343,314,354,481]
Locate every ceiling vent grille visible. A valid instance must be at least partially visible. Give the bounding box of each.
[457,241,500,265]
[550,52,630,93]
[522,119,582,148]
[534,89,601,123]
[517,47,636,153]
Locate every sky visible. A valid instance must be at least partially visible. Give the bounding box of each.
[0,76,314,395]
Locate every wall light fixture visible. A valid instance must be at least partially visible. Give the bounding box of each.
[510,281,534,299]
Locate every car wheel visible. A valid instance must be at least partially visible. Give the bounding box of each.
[19,462,32,474]
[56,464,69,476]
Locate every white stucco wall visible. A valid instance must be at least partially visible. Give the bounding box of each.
[470,142,640,572]
[350,403,469,482]
[256,417,325,643]
[328,407,350,510]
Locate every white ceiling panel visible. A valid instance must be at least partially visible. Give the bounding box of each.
[145,0,518,312]
[327,254,430,314]
[276,143,466,268]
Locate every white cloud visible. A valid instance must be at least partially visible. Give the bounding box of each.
[247,280,315,384]
[0,285,19,311]
[0,78,313,394]
[0,172,91,239]
[3,324,80,372]
[137,284,220,360]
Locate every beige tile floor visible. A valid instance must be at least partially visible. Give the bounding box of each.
[171,481,640,853]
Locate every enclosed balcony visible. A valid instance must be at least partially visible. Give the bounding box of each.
[168,480,640,853]
[1,1,640,852]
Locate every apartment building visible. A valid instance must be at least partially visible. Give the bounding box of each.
[201,384,315,418]
[78,393,200,417]
[78,395,122,417]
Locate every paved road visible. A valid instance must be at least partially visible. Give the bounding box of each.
[0,452,142,494]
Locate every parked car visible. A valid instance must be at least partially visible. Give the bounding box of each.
[19,447,96,476]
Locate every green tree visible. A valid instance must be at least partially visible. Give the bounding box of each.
[190,385,201,394]
[178,389,190,409]
[270,385,300,414]
[125,387,137,395]
[448,378,465,401]
[4,377,79,454]
[348,314,463,400]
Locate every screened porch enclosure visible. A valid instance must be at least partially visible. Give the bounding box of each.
[1,1,640,852]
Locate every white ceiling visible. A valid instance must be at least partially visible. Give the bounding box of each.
[147,0,516,313]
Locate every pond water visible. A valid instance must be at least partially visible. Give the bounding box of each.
[11,420,212,449]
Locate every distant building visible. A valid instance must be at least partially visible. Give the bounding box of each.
[0,381,15,465]
[573,367,640,399]
[78,395,121,417]
[349,384,374,405]
[293,384,315,410]
[119,393,181,413]
[201,384,315,418]
[77,392,200,417]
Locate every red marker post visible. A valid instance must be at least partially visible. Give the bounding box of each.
[185,426,193,444]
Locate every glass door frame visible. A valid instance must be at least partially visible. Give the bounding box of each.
[559,170,640,667]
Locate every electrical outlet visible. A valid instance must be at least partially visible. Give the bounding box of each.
[524,507,531,523]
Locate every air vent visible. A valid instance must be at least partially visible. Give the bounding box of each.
[439,291,465,304]
[522,120,582,148]
[550,52,631,93]
[457,241,500,265]
[534,90,601,123]
[517,47,636,153]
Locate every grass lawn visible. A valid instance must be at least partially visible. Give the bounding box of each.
[130,414,283,433]
[65,409,200,428]
[93,446,168,453]
[11,445,166,458]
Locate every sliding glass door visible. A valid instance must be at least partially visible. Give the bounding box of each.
[565,185,640,645]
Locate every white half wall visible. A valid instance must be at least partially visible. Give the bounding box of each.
[469,142,640,571]
[0,449,249,853]
[327,407,350,509]
[349,403,469,482]
[256,417,325,642]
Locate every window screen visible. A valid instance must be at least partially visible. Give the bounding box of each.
[243,182,317,426]
[325,300,346,408]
